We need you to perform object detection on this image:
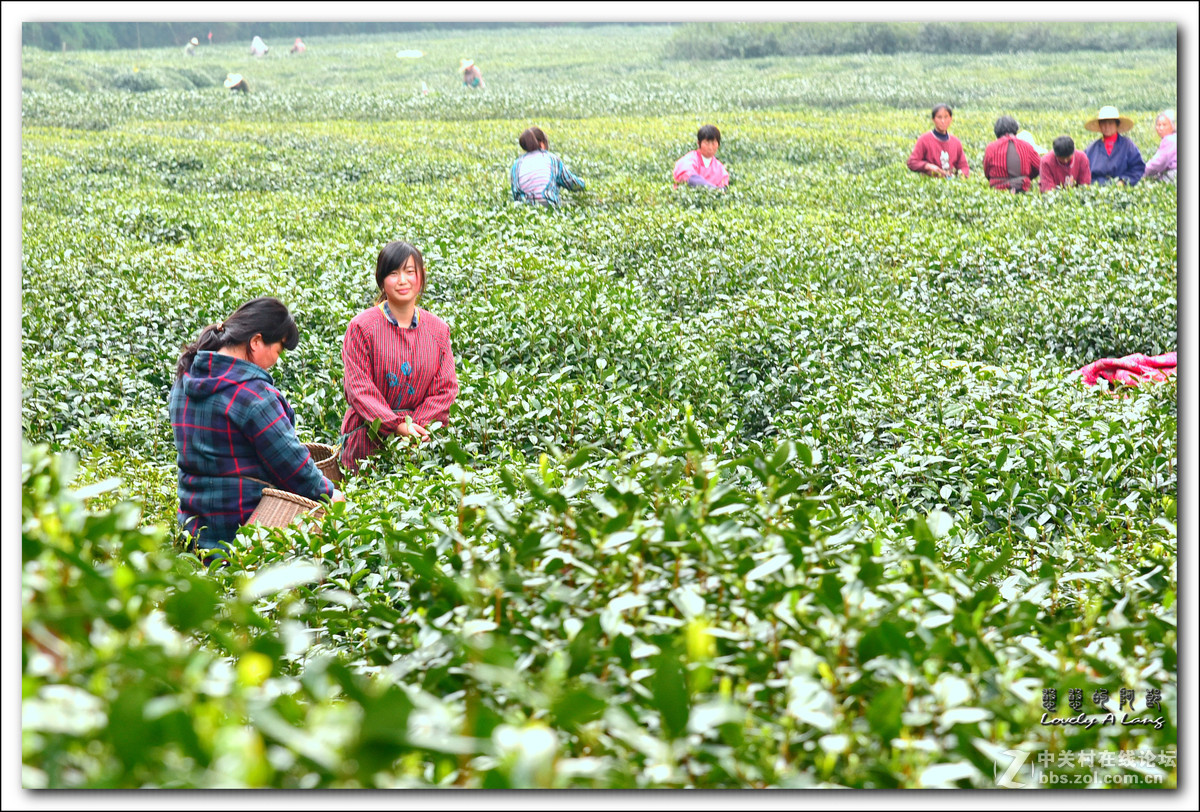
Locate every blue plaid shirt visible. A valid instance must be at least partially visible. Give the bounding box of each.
[170,351,334,550]
[379,301,419,328]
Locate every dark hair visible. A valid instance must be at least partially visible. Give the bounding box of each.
[175,297,299,381]
[697,124,721,145]
[518,126,548,152]
[993,116,1019,138]
[931,103,953,119]
[1052,135,1075,159]
[373,241,426,305]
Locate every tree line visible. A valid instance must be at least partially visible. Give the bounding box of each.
[24,21,1178,57]
[665,22,1176,60]
[21,22,619,52]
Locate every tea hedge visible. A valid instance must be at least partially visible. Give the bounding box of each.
[21,26,1177,789]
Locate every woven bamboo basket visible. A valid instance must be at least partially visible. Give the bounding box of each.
[305,442,343,484]
[247,488,326,528]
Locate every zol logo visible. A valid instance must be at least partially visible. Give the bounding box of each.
[993,749,1032,788]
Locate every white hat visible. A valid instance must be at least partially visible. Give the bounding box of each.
[1015,130,1046,155]
[1085,105,1134,133]
[459,58,474,71]
[223,73,243,88]
[190,37,199,45]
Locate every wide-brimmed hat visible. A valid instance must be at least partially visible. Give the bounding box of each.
[459,58,474,72]
[1085,105,1134,133]
[189,37,199,45]
[223,73,243,88]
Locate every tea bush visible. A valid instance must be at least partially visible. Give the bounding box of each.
[21,25,1177,789]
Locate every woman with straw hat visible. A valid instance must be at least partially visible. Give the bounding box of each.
[460,58,484,89]
[223,73,249,94]
[1142,109,1176,183]
[1083,105,1145,186]
[184,37,198,57]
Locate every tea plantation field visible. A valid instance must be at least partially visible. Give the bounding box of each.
[20,25,1179,789]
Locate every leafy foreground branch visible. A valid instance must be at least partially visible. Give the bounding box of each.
[22,437,1175,788]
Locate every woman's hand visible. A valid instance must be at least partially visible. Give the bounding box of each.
[925,163,948,178]
[397,420,431,442]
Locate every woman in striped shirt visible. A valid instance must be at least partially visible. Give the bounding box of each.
[339,241,459,471]
[510,126,586,207]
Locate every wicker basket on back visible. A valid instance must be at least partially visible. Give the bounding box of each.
[305,442,343,484]
[247,488,326,528]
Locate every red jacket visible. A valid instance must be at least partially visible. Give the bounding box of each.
[1038,151,1091,192]
[907,131,969,177]
[983,135,1041,192]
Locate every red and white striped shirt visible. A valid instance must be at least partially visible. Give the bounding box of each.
[339,303,458,470]
[983,135,1041,192]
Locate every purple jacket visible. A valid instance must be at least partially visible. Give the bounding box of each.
[1143,133,1176,181]
[1084,134,1145,186]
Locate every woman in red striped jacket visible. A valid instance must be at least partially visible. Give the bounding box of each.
[339,241,459,471]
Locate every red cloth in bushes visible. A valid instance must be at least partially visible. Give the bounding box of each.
[1077,351,1177,387]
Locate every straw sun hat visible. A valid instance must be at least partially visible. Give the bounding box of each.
[190,37,199,45]
[459,58,475,72]
[1085,105,1134,133]
[223,73,244,88]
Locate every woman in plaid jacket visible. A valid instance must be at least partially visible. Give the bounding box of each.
[170,297,339,556]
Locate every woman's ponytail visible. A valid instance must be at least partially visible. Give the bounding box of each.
[174,299,299,383]
[175,324,224,381]
[518,126,548,152]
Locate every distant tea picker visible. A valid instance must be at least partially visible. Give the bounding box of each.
[1142,109,1176,183]
[673,124,730,189]
[1077,351,1176,389]
[511,126,586,207]
[907,103,969,179]
[224,73,249,94]
[1083,105,1144,186]
[1039,136,1091,192]
[983,115,1040,192]
[460,58,484,89]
